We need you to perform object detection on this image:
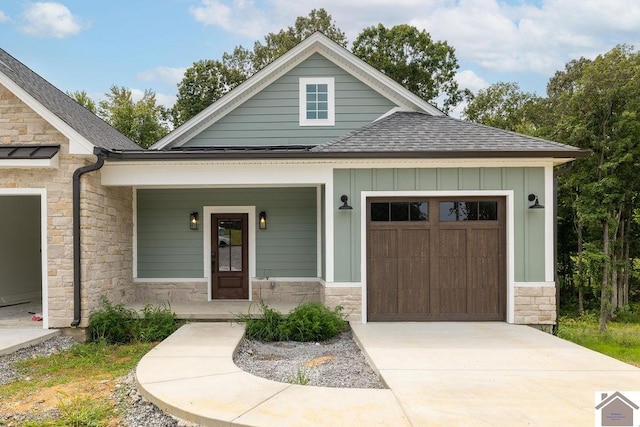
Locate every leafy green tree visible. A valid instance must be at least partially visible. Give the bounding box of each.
[462,82,539,134]
[98,85,170,148]
[352,24,465,113]
[172,60,245,126]
[67,90,97,113]
[546,45,640,330]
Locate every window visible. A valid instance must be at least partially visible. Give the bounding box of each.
[439,201,498,221]
[371,202,429,222]
[299,77,335,126]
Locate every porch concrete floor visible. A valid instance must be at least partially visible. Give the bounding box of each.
[127,301,300,321]
[0,301,59,356]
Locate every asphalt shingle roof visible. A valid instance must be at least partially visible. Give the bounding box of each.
[312,112,587,157]
[0,49,141,151]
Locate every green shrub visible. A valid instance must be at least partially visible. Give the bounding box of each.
[89,298,180,344]
[134,303,180,342]
[238,301,349,342]
[613,303,640,323]
[89,298,137,344]
[241,301,287,341]
[278,302,349,342]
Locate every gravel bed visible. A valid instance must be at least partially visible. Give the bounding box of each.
[234,331,385,389]
[1,331,382,426]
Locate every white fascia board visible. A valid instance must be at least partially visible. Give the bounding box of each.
[101,157,558,187]
[0,73,94,155]
[101,161,334,186]
[0,152,59,168]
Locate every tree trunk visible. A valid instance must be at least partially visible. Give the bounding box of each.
[576,221,584,314]
[600,219,610,333]
[622,213,631,308]
[578,288,584,314]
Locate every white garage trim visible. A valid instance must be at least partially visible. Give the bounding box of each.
[359,190,515,324]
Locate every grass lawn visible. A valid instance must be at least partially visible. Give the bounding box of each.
[0,341,155,426]
[556,316,640,367]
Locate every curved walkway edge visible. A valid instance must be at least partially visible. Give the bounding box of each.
[136,323,409,427]
[138,322,640,426]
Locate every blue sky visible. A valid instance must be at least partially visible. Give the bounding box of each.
[1,0,639,116]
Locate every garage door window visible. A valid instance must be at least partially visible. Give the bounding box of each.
[371,201,428,222]
[439,201,498,221]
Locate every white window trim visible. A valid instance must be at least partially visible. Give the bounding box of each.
[299,77,335,126]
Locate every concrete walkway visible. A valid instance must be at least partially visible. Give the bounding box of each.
[0,301,59,356]
[136,322,640,426]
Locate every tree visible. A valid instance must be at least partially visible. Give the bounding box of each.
[67,90,97,113]
[172,60,245,127]
[546,46,640,331]
[174,8,347,126]
[462,82,539,134]
[352,24,464,113]
[98,85,170,148]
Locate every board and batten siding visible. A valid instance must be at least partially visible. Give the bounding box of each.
[184,54,398,147]
[333,167,546,283]
[137,187,317,279]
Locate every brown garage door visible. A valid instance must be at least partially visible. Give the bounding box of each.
[367,197,506,321]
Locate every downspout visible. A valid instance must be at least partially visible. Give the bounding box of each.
[71,148,107,327]
[553,162,573,335]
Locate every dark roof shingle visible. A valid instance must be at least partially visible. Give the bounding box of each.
[0,49,141,151]
[312,112,588,158]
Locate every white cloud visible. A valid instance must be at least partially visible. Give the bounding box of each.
[136,66,187,86]
[130,88,176,109]
[191,0,640,79]
[0,10,9,23]
[21,2,89,38]
[455,70,488,94]
[189,0,269,39]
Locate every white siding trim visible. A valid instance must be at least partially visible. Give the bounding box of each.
[514,281,555,287]
[544,165,555,282]
[133,278,208,283]
[324,281,362,288]
[0,188,48,329]
[325,180,334,282]
[316,185,322,277]
[132,188,138,279]
[359,190,515,324]
[203,206,256,301]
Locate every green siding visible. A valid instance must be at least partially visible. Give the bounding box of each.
[333,167,546,283]
[137,188,317,278]
[185,54,397,147]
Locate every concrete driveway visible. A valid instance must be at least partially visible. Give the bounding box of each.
[351,322,640,426]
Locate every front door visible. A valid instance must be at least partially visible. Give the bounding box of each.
[211,213,249,299]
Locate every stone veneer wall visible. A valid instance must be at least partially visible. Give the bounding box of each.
[513,286,556,325]
[251,281,321,303]
[134,282,208,302]
[79,171,134,327]
[0,84,134,328]
[322,287,362,322]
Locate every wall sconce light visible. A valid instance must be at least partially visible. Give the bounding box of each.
[528,194,544,209]
[259,211,267,229]
[189,211,199,230]
[339,195,353,210]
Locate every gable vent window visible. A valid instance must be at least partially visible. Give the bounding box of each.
[299,77,335,126]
